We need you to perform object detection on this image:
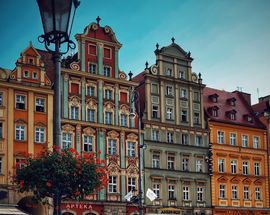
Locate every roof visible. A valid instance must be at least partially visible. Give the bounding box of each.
[36,49,55,83]
[203,87,265,129]
[132,71,145,83]
[252,100,270,114]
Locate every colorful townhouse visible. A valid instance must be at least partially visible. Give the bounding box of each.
[59,18,141,215]
[203,87,270,214]
[133,40,212,215]
[0,43,54,212]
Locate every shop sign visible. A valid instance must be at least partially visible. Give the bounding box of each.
[159,207,181,214]
[65,203,93,210]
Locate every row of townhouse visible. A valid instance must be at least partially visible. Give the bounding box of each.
[0,18,269,215]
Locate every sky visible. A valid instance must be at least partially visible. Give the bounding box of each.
[0,0,269,104]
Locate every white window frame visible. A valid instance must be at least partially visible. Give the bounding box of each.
[35,97,45,112]
[167,155,175,170]
[120,114,128,127]
[87,109,95,122]
[105,111,113,125]
[88,63,97,74]
[230,133,237,146]
[62,133,72,149]
[195,135,202,146]
[108,176,117,193]
[16,95,26,110]
[15,125,25,141]
[218,158,225,173]
[168,185,175,200]
[152,154,160,168]
[254,162,260,176]
[127,141,136,157]
[197,187,204,201]
[152,130,159,141]
[84,136,93,152]
[108,139,117,155]
[244,186,249,200]
[232,185,238,199]
[182,157,189,171]
[196,159,203,172]
[167,132,174,143]
[153,183,160,198]
[217,131,224,144]
[219,184,225,198]
[104,66,111,77]
[231,160,237,174]
[70,106,79,120]
[166,107,173,120]
[35,127,45,143]
[128,177,136,192]
[253,136,260,149]
[166,86,173,96]
[242,135,248,147]
[152,105,159,118]
[255,187,261,200]
[243,161,249,175]
[183,186,189,200]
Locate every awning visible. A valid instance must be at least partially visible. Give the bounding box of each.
[0,205,30,215]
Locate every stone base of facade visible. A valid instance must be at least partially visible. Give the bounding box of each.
[145,206,212,215]
[213,207,270,215]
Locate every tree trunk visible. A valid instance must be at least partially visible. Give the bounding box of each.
[53,194,61,215]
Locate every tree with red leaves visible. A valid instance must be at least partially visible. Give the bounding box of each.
[13,147,108,215]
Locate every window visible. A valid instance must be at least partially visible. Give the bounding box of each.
[212,108,218,117]
[62,133,72,149]
[232,185,238,199]
[182,134,189,145]
[127,142,136,157]
[166,86,173,96]
[29,58,34,64]
[87,109,95,122]
[86,86,95,96]
[152,130,159,141]
[23,70,29,78]
[16,95,26,110]
[167,132,173,143]
[254,162,260,176]
[193,112,200,124]
[104,89,113,100]
[153,183,160,198]
[151,83,159,94]
[152,105,159,118]
[231,160,237,174]
[15,125,25,141]
[244,186,249,200]
[181,110,187,122]
[230,133,236,146]
[242,135,248,147]
[196,160,203,172]
[180,88,187,99]
[0,122,3,139]
[0,93,3,106]
[166,107,173,120]
[35,98,45,112]
[104,66,111,77]
[195,135,202,146]
[230,112,236,120]
[255,187,261,200]
[253,136,259,148]
[84,136,93,152]
[70,106,79,120]
[217,131,224,144]
[32,72,38,79]
[166,68,172,76]
[128,177,136,192]
[108,176,117,193]
[183,186,189,200]
[88,64,97,74]
[35,127,45,143]
[108,139,117,155]
[0,157,2,174]
[193,92,200,101]
[104,47,111,59]
[168,185,175,200]
[105,112,113,125]
[120,114,128,127]
[182,157,189,171]
[218,159,225,173]
[152,154,160,168]
[219,185,225,198]
[197,187,204,201]
[179,71,185,79]
[167,155,175,170]
[243,161,249,175]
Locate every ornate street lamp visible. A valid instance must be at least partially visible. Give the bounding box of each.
[37,0,80,148]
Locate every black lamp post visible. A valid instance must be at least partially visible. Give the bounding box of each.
[37,0,80,149]
[130,89,144,215]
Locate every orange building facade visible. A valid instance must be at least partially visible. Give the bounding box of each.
[204,87,270,215]
[0,43,53,210]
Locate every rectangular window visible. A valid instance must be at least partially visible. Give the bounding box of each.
[166,86,173,96]
[218,158,225,173]
[35,127,45,143]
[166,68,172,76]
[179,71,185,79]
[220,184,225,198]
[183,186,189,200]
[182,157,189,171]
[152,154,160,168]
[108,139,117,155]
[197,187,204,201]
[127,142,136,157]
[104,66,111,77]
[232,185,238,199]
[70,106,79,120]
[180,88,187,99]
[244,186,249,200]
[230,133,236,146]
[0,122,3,139]
[254,162,260,176]
[152,105,159,118]
[182,134,189,145]
[231,160,237,174]
[15,125,25,141]
[128,177,136,192]
[84,136,93,152]
[105,112,113,125]
[153,183,160,198]
[151,83,159,94]
[120,114,128,127]
[88,64,97,74]
[0,93,3,106]
[193,91,200,101]
[62,133,72,149]
[16,95,26,110]
[181,110,188,122]
[104,89,113,100]
[195,135,202,146]
[104,47,111,59]
[108,176,117,193]
[243,161,249,175]
[196,160,203,172]
[253,136,259,148]
[255,187,261,200]
[167,132,173,143]
[167,155,175,170]
[23,70,29,78]
[168,185,175,200]
[152,130,159,141]
[242,135,248,147]
[32,72,38,79]
[193,112,200,124]
[87,109,95,122]
[0,157,2,174]
[86,86,95,96]
[35,98,45,112]
[166,107,173,120]
[217,131,224,144]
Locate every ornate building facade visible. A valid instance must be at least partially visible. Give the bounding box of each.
[0,43,54,213]
[204,88,270,214]
[60,19,140,215]
[133,40,212,215]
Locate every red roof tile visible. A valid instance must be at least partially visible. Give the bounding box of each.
[36,49,55,84]
[132,71,145,83]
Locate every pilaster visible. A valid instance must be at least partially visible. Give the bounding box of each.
[189,86,193,127]
[114,48,119,78]
[97,43,104,76]
[145,79,151,121]
[175,84,180,125]
[80,40,86,72]
[98,80,104,124]
[121,175,126,201]
[160,80,165,122]
[47,94,53,148]
[81,77,86,121]
[63,73,69,118]
[28,92,34,154]
[120,131,125,168]
[97,128,106,200]
[76,125,81,153]
[115,84,119,126]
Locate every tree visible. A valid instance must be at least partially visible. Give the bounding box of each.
[13,147,108,215]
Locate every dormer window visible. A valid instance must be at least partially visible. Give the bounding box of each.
[243,114,253,123]
[166,68,173,76]
[226,110,237,120]
[209,106,219,117]
[23,70,29,78]
[209,94,219,103]
[32,72,38,80]
[29,58,34,64]
[227,97,236,106]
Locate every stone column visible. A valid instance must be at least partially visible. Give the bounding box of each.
[114,48,119,78]
[76,125,81,153]
[63,73,69,119]
[98,80,104,124]
[97,42,104,76]
[81,77,86,121]
[160,80,165,122]
[115,84,119,126]
[98,128,106,200]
